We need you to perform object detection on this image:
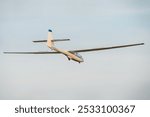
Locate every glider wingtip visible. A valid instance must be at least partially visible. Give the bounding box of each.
[138,43,144,45]
[3,52,8,54]
[136,43,144,45]
[141,43,144,45]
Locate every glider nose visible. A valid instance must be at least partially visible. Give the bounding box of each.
[80,58,84,62]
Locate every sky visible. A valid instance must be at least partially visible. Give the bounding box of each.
[0,0,150,99]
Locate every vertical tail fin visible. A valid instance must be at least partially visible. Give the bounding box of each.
[47,29,54,48]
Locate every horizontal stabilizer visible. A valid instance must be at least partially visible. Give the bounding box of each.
[52,39,70,42]
[33,40,47,42]
[33,39,70,43]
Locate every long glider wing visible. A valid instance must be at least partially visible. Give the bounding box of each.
[70,43,144,53]
[3,51,61,54]
[3,43,144,54]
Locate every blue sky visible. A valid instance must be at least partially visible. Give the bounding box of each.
[0,0,150,99]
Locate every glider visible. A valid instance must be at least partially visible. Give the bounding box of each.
[4,29,144,63]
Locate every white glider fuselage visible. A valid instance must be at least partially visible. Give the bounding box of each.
[47,30,84,63]
[49,47,84,63]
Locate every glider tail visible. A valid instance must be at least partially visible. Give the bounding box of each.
[47,29,54,48]
[32,29,70,48]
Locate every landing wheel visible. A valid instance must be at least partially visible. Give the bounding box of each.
[68,58,70,61]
